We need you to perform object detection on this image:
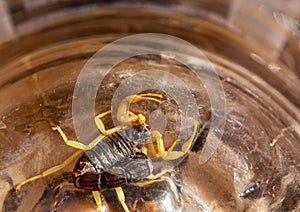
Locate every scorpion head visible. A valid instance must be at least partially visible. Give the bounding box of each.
[126,123,152,147]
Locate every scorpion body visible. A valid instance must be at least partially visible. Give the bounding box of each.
[74,125,153,190]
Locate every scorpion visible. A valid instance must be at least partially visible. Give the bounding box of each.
[14,93,198,211]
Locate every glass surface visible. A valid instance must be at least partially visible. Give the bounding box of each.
[0,0,299,211]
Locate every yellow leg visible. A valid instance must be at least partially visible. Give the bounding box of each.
[14,150,82,191]
[148,130,165,157]
[146,168,173,181]
[52,126,89,150]
[92,191,105,212]
[117,93,162,126]
[52,126,108,150]
[149,121,198,161]
[15,125,107,192]
[115,187,130,212]
[181,121,199,153]
[94,110,123,136]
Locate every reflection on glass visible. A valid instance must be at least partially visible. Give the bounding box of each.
[0,1,299,211]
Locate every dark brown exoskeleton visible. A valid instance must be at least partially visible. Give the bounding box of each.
[73,124,153,191]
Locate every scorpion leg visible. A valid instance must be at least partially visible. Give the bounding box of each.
[52,126,90,150]
[92,191,105,212]
[117,93,162,126]
[14,150,82,191]
[94,110,124,136]
[52,126,110,150]
[14,124,107,191]
[148,130,166,157]
[149,121,198,160]
[115,187,130,212]
[146,168,173,181]
[15,125,104,191]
